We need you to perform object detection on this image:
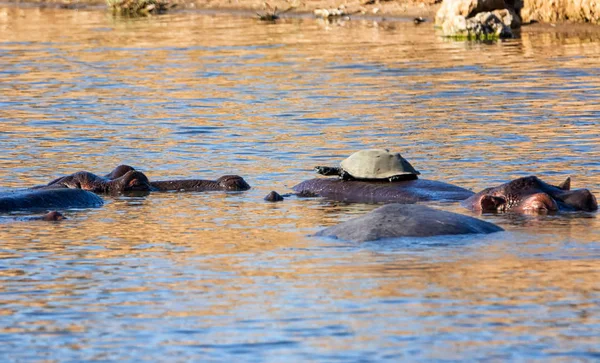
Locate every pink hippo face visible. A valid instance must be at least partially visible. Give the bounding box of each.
[462,176,597,214]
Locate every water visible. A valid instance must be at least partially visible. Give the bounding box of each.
[1,6,599,361]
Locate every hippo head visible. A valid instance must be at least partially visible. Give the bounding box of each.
[42,211,66,221]
[112,170,152,192]
[216,175,251,191]
[106,165,136,179]
[463,176,598,214]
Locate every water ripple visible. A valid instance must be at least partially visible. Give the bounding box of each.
[0,7,599,362]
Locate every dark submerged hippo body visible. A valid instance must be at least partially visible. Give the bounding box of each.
[149,176,250,192]
[0,188,103,213]
[38,211,66,221]
[316,204,503,242]
[462,176,598,213]
[5,211,66,222]
[293,178,474,204]
[104,165,251,192]
[43,170,151,194]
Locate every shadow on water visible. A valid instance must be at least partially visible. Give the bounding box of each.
[0,6,599,361]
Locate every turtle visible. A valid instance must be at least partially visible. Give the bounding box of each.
[314,149,421,182]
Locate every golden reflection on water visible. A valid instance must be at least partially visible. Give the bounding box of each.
[1,6,600,361]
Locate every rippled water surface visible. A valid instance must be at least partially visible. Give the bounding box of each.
[1,6,600,361]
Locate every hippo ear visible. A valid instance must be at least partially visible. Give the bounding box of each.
[557,177,571,191]
[479,195,506,212]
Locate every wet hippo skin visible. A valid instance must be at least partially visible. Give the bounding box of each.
[462,176,598,213]
[293,178,474,204]
[10,211,66,221]
[0,188,104,213]
[316,204,503,242]
[39,211,66,221]
[44,170,152,194]
[104,165,251,192]
[148,176,250,192]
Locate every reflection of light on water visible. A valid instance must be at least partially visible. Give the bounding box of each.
[0,7,599,361]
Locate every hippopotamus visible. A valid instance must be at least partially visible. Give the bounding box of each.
[291,178,474,204]
[0,168,148,214]
[289,175,598,215]
[316,204,503,242]
[41,165,251,194]
[462,176,598,213]
[102,165,251,192]
[0,188,104,213]
[0,162,250,214]
[42,170,152,194]
[291,149,472,203]
[37,211,66,221]
[0,211,66,222]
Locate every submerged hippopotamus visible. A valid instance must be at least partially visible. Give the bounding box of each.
[281,149,598,215]
[0,188,104,213]
[1,163,250,215]
[103,165,251,192]
[292,178,474,204]
[42,165,251,194]
[316,204,503,242]
[0,211,66,222]
[286,149,474,203]
[462,176,598,213]
[42,170,152,194]
[0,168,149,214]
[37,211,66,221]
[294,175,598,214]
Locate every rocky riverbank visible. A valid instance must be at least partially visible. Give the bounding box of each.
[3,0,600,27]
[4,0,439,18]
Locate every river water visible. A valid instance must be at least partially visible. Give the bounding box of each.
[1,6,599,361]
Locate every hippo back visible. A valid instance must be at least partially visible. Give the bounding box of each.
[293,178,474,204]
[0,188,104,212]
[316,204,503,242]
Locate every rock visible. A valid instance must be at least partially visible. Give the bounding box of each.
[264,191,284,202]
[521,0,600,24]
[315,204,503,242]
[440,10,513,39]
[491,8,521,27]
[435,0,520,39]
[435,0,506,26]
[314,6,349,18]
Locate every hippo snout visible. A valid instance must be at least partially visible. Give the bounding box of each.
[517,193,558,213]
[557,188,598,212]
[216,175,251,191]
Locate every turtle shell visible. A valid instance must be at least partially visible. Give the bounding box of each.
[340,149,420,180]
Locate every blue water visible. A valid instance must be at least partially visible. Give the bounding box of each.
[0,6,599,361]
